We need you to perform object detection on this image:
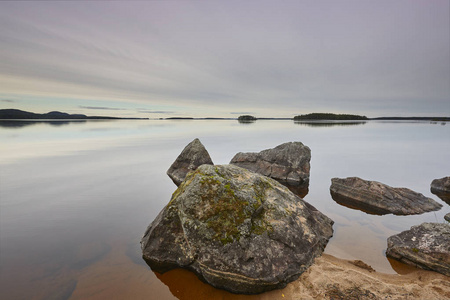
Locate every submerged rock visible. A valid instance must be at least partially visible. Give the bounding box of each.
[431,176,450,205]
[141,164,333,294]
[330,177,442,215]
[230,142,311,187]
[386,223,450,276]
[167,138,214,186]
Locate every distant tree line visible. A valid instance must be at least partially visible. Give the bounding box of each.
[0,109,148,120]
[293,113,368,120]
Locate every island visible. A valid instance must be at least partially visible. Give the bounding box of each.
[0,109,148,120]
[293,113,368,121]
[238,115,257,121]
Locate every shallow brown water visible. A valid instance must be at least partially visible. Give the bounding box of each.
[1,120,448,299]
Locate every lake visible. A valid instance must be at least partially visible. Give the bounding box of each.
[0,119,449,299]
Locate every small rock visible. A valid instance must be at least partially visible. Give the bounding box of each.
[350,260,375,272]
[431,177,450,205]
[386,223,450,276]
[330,177,442,215]
[230,142,311,187]
[445,213,450,222]
[167,138,214,186]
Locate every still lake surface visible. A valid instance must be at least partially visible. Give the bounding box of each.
[1,119,449,299]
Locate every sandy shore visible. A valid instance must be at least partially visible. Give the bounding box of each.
[275,254,450,300]
[150,254,450,300]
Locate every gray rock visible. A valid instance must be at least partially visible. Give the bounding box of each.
[431,176,450,205]
[167,138,214,186]
[141,164,333,294]
[330,177,442,215]
[386,223,450,276]
[431,176,450,192]
[445,213,450,222]
[230,142,311,187]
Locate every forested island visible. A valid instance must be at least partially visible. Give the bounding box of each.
[0,109,148,120]
[293,113,368,120]
[237,115,257,121]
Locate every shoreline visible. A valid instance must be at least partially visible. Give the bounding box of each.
[153,254,450,299]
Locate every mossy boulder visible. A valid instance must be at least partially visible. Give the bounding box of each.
[141,164,333,294]
[386,223,450,276]
[167,138,214,186]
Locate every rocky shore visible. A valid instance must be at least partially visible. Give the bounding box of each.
[141,138,448,295]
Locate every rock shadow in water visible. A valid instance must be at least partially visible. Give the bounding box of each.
[430,189,450,205]
[153,268,263,300]
[284,182,309,198]
[330,191,387,215]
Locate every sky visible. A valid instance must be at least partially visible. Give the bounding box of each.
[0,0,449,118]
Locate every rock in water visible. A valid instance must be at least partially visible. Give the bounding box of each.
[386,223,450,276]
[445,213,450,222]
[431,176,450,192]
[431,176,450,205]
[167,138,214,186]
[330,177,442,215]
[230,142,311,187]
[141,164,333,294]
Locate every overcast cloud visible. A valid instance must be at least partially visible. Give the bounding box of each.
[0,0,448,117]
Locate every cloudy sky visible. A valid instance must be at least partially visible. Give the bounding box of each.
[0,0,448,118]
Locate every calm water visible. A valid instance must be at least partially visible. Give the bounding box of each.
[1,120,449,300]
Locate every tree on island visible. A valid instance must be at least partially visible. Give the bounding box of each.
[238,115,257,121]
[293,113,368,121]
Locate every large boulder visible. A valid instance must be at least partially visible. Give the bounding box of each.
[167,138,214,186]
[330,177,442,215]
[386,223,450,276]
[141,164,333,294]
[431,176,450,205]
[229,142,311,187]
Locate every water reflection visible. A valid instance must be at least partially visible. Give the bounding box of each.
[430,189,450,205]
[1,119,449,299]
[294,121,366,127]
[330,191,386,215]
[154,268,276,300]
[238,120,256,124]
[0,120,87,128]
[386,257,421,275]
[284,183,309,198]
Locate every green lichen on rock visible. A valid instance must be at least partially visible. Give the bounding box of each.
[195,168,273,244]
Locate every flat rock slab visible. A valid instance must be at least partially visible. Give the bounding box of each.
[167,138,214,186]
[230,142,311,187]
[142,164,333,294]
[330,177,442,215]
[386,223,450,276]
[431,176,450,205]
